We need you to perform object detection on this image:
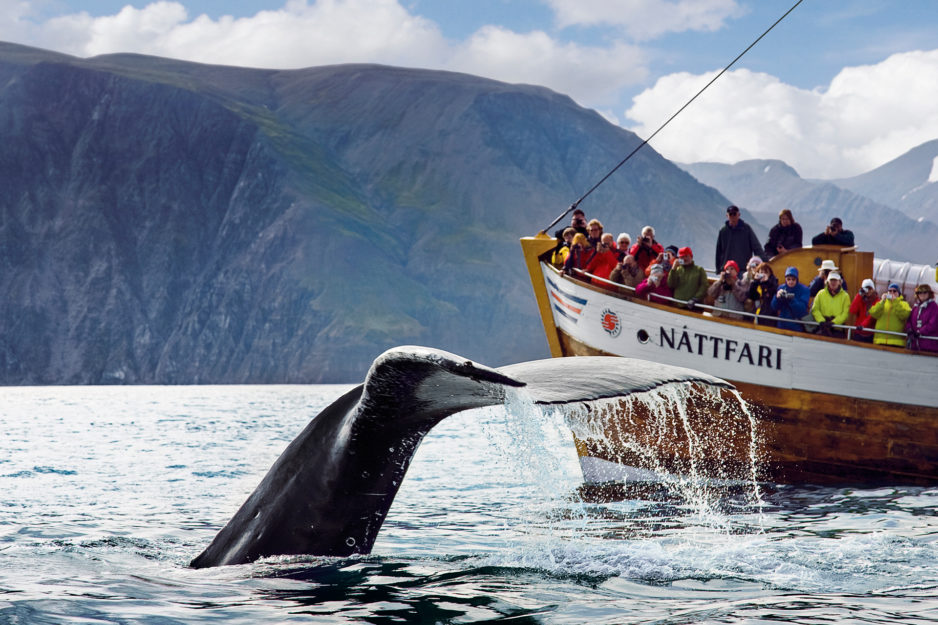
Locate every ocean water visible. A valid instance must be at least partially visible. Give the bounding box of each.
[2,384,937,624]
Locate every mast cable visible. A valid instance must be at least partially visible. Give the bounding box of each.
[542,0,804,234]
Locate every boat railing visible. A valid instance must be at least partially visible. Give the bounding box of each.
[562,265,937,345]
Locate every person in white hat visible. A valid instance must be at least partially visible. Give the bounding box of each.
[811,272,851,336]
[849,278,878,342]
[809,259,849,298]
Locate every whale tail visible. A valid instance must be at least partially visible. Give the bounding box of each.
[191,347,732,568]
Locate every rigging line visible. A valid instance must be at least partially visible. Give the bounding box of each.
[542,0,805,235]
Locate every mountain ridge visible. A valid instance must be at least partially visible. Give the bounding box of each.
[0,42,730,384]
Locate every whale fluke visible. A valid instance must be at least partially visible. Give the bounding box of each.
[190,347,731,568]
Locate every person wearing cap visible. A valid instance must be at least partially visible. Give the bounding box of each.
[707,259,747,320]
[848,278,879,342]
[771,266,810,331]
[635,263,673,302]
[868,283,911,346]
[809,259,849,298]
[645,245,679,277]
[668,247,708,310]
[811,272,851,337]
[905,285,938,352]
[715,205,765,276]
[764,209,803,258]
[628,225,664,271]
[811,217,855,247]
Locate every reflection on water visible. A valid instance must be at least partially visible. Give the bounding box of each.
[0,385,936,624]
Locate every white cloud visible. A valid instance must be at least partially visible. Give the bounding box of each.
[0,0,650,114]
[625,50,938,178]
[544,0,743,41]
[451,26,647,107]
[28,0,449,69]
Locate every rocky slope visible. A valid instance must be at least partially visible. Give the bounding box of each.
[0,42,730,384]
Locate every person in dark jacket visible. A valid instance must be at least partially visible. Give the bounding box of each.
[747,262,778,326]
[715,205,765,273]
[764,209,803,257]
[809,259,849,298]
[771,266,810,331]
[811,217,855,247]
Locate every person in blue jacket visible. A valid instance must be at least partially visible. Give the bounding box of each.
[771,266,810,331]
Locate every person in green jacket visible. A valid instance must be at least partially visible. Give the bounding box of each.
[667,246,709,310]
[869,283,912,346]
[811,272,850,336]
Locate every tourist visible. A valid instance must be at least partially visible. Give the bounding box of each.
[747,262,779,326]
[609,254,643,288]
[635,263,672,302]
[906,284,938,353]
[584,233,620,281]
[715,205,765,274]
[849,278,878,343]
[628,225,664,271]
[645,247,677,277]
[869,283,911,346]
[764,209,803,257]
[707,260,747,319]
[551,227,575,266]
[811,217,855,247]
[616,233,631,261]
[771,266,810,331]
[809,260,848,298]
[586,219,604,249]
[737,256,762,313]
[667,247,708,310]
[563,233,593,275]
[554,208,588,239]
[811,272,850,337]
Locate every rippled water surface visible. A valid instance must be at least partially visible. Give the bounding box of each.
[2,385,937,624]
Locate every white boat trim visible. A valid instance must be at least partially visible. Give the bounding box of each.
[541,262,938,408]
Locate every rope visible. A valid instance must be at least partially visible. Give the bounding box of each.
[542,0,805,234]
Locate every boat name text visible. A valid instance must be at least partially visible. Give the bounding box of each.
[659,326,782,370]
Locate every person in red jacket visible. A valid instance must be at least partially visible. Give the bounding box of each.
[849,278,878,342]
[629,225,664,271]
[585,233,620,283]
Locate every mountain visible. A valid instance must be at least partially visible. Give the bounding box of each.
[832,139,938,226]
[0,42,731,384]
[679,159,938,264]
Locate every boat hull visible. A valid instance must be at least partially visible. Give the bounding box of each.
[561,328,938,485]
[521,236,938,486]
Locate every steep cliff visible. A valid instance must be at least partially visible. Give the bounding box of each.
[0,43,729,383]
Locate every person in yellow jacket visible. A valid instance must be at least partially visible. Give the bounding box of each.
[868,283,912,346]
[811,272,850,336]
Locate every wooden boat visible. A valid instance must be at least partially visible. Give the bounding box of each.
[520,236,938,486]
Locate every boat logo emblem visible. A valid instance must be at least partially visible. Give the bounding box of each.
[600,309,621,337]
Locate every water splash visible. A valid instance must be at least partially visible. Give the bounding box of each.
[482,382,766,542]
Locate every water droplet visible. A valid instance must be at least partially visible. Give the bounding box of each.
[346,537,356,547]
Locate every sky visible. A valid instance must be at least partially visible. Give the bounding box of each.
[3,0,938,179]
